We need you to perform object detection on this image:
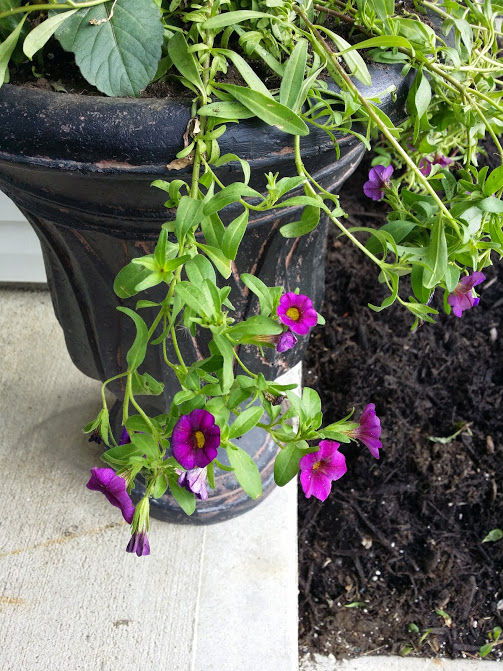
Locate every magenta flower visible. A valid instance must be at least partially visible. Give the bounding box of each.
[86,467,135,524]
[363,165,393,201]
[447,271,486,318]
[126,528,150,556]
[350,403,382,459]
[276,329,298,352]
[419,154,452,177]
[419,158,432,176]
[299,440,347,502]
[277,293,318,336]
[433,154,452,169]
[171,409,220,470]
[178,467,209,501]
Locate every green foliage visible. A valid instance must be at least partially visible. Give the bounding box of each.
[4,0,501,528]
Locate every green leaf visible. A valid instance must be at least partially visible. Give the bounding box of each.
[218,49,271,98]
[203,183,261,216]
[222,210,249,260]
[167,30,203,93]
[227,444,262,499]
[117,307,149,371]
[485,166,503,197]
[185,254,216,287]
[212,334,234,393]
[196,243,232,279]
[217,84,309,136]
[175,195,205,240]
[228,315,282,340]
[482,528,503,543]
[0,14,26,87]
[478,196,503,213]
[228,406,263,439]
[167,474,196,515]
[202,10,272,30]
[324,28,371,86]
[240,274,273,315]
[274,442,304,486]
[152,474,168,499]
[280,206,320,238]
[23,10,77,59]
[280,39,308,111]
[302,387,321,418]
[130,433,159,460]
[341,35,413,53]
[198,100,255,120]
[422,218,447,289]
[54,0,163,97]
[175,282,213,318]
[365,220,416,255]
[131,371,164,396]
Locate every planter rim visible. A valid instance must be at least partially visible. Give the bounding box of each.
[0,64,408,173]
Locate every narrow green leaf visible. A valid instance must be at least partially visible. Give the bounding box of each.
[340,35,413,53]
[23,10,77,59]
[227,444,262,499]
[202,10,271,30]
[198,100,255,119]
[218,48,271,97]
[203,183,261,216]
[0,14,26,86]
[167,30,203,92]
[240,273,273,315]
[324,28,371,86]
[212,334,234,393]
[196,243,232,279]
[222,209,249,260]
[228,406,264,439]
[217,84,309,136]
[423,218,447,289]
[280,39,308,110]
[117,307,149,371]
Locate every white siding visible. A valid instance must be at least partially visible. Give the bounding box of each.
[0,191,47,283]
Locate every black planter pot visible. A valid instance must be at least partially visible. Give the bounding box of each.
[0,65,410,522]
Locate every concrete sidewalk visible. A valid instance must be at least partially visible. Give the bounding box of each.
[0,288,298,671]
[301,655,502,670]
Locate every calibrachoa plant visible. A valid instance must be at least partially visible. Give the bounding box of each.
[3,0,503,554]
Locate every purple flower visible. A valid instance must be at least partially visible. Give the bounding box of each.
[276,329,298,352]
[363,165,394,201]
[86,467,135,524]
[178,467,209,501]
[350,403,382,459]
[419,158,432,176]
[171,409,220,470]
[447,271,486,318]
[299,440,347,502]
[126,528,150,556]
[433,154,452,169]
[118,428,131,445]
[277,293,318,336]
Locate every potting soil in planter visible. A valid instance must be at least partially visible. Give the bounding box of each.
[299,153,503,661]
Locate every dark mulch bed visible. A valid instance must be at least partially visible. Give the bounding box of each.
[298,154,503,661]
